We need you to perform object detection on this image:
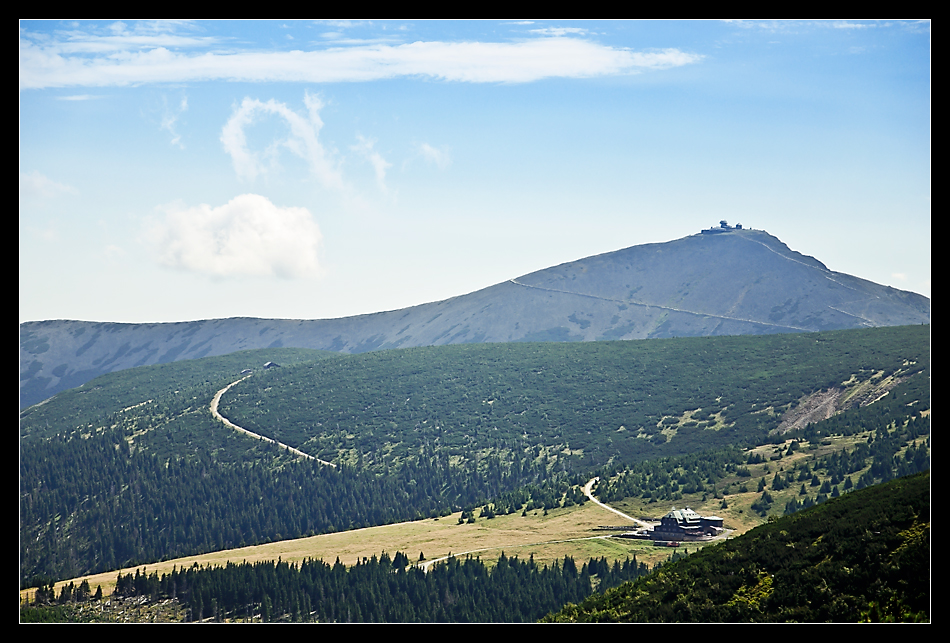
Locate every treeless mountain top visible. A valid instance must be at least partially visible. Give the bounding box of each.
[20,229,929,408]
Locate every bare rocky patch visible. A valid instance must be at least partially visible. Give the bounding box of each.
[776,374,904,433]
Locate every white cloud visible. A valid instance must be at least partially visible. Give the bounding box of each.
[161,95,188,148]
[417,143,451,169]
[148,194,322,279]
[725,19,915,33]
[833,21,874,29]
[19,171,78,200]
[20,30,703,88]
[351,135,392,192]
[320,20,364,29]
[220,93,343,190]
[26,20,219,56]
[528,27,588,37]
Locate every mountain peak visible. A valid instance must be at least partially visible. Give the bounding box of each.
[20,231,929,408]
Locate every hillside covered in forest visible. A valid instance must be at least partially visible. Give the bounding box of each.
[20,326,929,587]
[545,471,930,623]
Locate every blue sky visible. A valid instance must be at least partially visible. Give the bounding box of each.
[19,20,930,323]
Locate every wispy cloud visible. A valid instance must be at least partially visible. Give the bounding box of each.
[318,20,367,29]
[147,194,322,279]
[832,21,875,29]
[528,27,588,37]
[725,19,918,33]
[416,143,451,170]
[351,134,392,192]
[19,171,78,200]
[20,25,703,88]
[29,20,220,55]
[220,92,343,190]
[161,95,188,149]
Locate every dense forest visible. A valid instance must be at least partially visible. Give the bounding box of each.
[220,326,929,472]
[20,326,930,592]
[544,471,930,622]
[39,552,650,622]
[20,429,584,583]
[19,347,331,445]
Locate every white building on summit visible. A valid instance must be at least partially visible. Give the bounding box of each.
[652,507,724,540]
[700,220,744,234]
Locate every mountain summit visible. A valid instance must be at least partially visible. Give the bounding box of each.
[20,228,930,408]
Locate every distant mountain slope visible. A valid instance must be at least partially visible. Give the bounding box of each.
[19,326,930,583]
[544,471,930,623]
[20,229,930,408]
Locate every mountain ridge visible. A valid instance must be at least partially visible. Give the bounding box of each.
[20,228,930,408]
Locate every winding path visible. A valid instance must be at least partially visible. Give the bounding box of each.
[210,376,336,468]
[508,279,812,333]
[734,235,879,325]
[417,478,654,572]
[582,477,653,529]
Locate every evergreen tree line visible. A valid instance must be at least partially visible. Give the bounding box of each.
[21,427,585,585]
[594,448,749,504]
[107,552,650,622]
[781,423,930,517]
[545,471,930,622]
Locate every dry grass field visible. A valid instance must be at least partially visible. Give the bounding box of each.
[22,489,707,603]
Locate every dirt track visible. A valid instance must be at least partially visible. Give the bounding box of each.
[582,478,654,529]
[210,377,336,467]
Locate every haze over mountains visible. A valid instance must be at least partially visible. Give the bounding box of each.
[20,228,930,409]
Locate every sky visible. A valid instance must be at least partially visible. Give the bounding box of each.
[19,20,931,324]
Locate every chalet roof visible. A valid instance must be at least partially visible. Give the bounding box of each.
[663,506,703,524]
